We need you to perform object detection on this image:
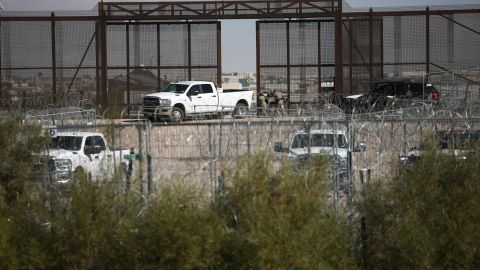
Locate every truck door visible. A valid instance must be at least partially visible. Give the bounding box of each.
[187,84,217,113]
[85,136,111,179]
[186,84,206,113]
[199,84,218,112]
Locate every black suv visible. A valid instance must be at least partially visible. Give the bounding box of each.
[341,80,440,113]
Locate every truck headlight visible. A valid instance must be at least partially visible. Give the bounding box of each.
[158,99,171,106]
[54,159,72,172]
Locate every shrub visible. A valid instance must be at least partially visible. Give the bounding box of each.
[216,153,356,269]
[358,139,480,269]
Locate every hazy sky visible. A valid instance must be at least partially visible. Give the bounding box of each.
[1,0,479,72]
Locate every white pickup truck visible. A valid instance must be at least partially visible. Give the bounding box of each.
[275,129,353,160]
[38,131,131,188]
[143,81,254,122]
[274,128,365,181]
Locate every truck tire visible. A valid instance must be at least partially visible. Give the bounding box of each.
[233,103,248,118]
[170,107,184,123]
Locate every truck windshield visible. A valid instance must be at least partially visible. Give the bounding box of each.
[291,134,347,149]
[50,136,83,151]
[161,84,189,94]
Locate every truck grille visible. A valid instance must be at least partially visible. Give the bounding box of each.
[143,97,160,107]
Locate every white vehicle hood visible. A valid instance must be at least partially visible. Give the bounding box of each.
[287,147,348,159]
[344,94,364,100]
[145,92,183,99]
[41,149,79,159]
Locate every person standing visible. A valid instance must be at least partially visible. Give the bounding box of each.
[258,91,268,116]
[272,89,286,116]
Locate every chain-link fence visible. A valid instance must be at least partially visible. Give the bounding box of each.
[46,113,480,212]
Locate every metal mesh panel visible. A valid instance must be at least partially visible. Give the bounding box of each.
[400,16,426,65]
[160,69,188,83]
[290,67,319,102]
[107,25,127,67]
[382,16,396,66]
[347,19,370,65]
[1,21,52,69]
[259,67,287,92]
[451,14,480,70]
[259,22,287,66]
[350,66,371,93]
[289,21,318,65]
[382,16,426,78]
[383,64,426,80]
[107,69,128,106]
[321,67,335,83]
[320,21,335,65]
[191,24,217,67]
[159,24,188,67]
[372,18,382,64]
[128,24,157,68]
[191,68,218,83]
[342,17,383,93]
[55,21,97,68]
[56,69,97,98]
[2,69,53,95]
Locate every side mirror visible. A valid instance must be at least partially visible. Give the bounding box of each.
[274,142,283,152]
[354,142,366,152]
[188,89,200,96]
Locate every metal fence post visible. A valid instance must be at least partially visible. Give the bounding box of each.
[51,12,57,103]
[332,120,338,215]
[208,124,215,196]
[137,123,144,195]
[146,121,152,196]
[426,6,430,74]
[247,120,251,158]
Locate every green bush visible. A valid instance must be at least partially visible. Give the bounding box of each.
[216,153,356,269]
[0,116,47,205]
[358,138,480,269]
[3,118,479,269]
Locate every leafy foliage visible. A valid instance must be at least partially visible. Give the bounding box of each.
[2,120,479,269]
[358,138,480,269]
[0,116,47,205]
[215,153,355,269]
